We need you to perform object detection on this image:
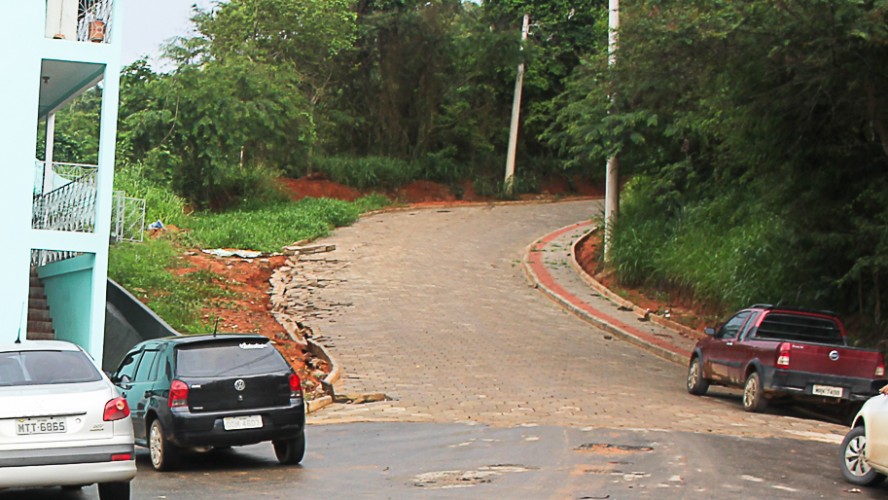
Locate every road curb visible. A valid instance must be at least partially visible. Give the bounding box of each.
[522,221,691,366]
[568,229,706,344]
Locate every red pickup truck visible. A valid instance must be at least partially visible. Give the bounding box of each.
[686,305,886,412]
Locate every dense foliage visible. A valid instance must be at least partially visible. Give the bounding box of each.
[555,0,888,339]
[42,0,888,339]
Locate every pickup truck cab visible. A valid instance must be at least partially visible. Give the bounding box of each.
[687,305,886,412]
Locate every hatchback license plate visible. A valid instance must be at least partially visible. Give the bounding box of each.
[17,417,67,435]
[223,415,262,431]
[812,385,843,398]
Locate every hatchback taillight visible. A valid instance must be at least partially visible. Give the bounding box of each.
[776,342,791,368]
[104,397,130,422]
[877,363,885,378]
[169,379,189,408]
[289,373,302,398]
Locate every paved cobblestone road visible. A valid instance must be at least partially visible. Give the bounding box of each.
[307,201,847,443]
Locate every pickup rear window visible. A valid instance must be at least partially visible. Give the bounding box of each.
[176,341,290,378]
[754,313,844,345]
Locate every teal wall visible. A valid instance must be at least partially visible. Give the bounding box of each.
[0,4,44,344]
[2,2,125,365]
[39,254,95,349]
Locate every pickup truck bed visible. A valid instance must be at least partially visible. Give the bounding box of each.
[686,305,886,412]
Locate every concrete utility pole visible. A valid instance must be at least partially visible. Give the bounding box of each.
[604,0,620,261]
[504,13,530,196]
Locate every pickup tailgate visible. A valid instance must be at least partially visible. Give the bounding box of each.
[783,343,882,379]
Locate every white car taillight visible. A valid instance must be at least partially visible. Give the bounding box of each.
[877,364,885,378]
[104,397,130,422]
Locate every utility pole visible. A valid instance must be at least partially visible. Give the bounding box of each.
[604,0,620,261]
[504,13,530,196]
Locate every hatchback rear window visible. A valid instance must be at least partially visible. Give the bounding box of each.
[0,350,102,386]
[176,341,289,377]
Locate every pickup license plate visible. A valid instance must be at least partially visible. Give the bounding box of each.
[812,385,843,398]
[223,415,262,431]
[17,417,67,435]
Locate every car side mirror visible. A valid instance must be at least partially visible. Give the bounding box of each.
[704,327,716,336]
[116,374,132,388]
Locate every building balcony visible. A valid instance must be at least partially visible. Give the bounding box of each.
[45,0,114,44]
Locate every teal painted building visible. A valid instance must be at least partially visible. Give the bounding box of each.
[1,0,123,365]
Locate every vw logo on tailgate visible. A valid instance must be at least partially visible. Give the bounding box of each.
[828,350,840,361]
[234,379,246,391]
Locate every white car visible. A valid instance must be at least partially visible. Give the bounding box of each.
[840,391,888,486]
[0,341,137,498]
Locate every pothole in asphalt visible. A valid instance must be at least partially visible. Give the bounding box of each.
[413,464,537,489]
[575,443,654,455]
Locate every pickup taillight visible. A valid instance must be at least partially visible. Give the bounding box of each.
[776,342,791,368]
[877,363,885,378]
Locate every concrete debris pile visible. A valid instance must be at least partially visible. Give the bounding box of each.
[268,244,351,347]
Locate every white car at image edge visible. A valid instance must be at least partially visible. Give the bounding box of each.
[840,390,888,487]
[0,340,136,499]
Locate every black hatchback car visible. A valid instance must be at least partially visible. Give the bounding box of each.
[111,334,305,471]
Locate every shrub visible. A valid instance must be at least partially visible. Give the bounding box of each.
[313,156,420,190]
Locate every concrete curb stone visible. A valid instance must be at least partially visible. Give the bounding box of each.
[522,220,699,366]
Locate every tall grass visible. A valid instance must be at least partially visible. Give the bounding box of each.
[313,156,420,190]
[188,196,388,252]
[608,176,793,314]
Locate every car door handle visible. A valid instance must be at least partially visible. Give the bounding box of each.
[726,342,734,347]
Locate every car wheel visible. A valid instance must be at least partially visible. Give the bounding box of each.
[149,419,180,471]
[273,431,306,465]
[686,357,709,395]
[97,481,130,500]
[840,426,887,486]
[742,371,767,412]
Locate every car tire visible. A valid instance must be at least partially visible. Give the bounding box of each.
[686,357,709,395]
[840,426,887,486]
[149,419,180,471]
[273,431,306,465]
[98,481,130,500]
[742,371,767,412]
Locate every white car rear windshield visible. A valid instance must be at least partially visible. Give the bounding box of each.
[0,350,102,386]
[176,341,289,377]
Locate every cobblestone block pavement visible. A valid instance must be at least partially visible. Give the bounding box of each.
[303,201,848,444]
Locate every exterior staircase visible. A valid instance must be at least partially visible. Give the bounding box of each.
[27,268,54,340]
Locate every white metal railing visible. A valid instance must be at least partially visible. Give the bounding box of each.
[32,169,97,233]
[31,249,82,267]
[45,0,113,43]
[111,191,146,242]
[32,162,146,241]
[34,161,98,196]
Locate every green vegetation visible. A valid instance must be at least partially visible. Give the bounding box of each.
[109,171,389,332]
[48,0,888,340]
[560,1,888,341]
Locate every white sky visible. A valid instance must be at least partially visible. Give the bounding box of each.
[121,0,217,67]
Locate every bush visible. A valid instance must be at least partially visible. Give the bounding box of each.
[188,196,389,252]
[313,156,420,190]
[114,163,189,227]
[609,175,793,313]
